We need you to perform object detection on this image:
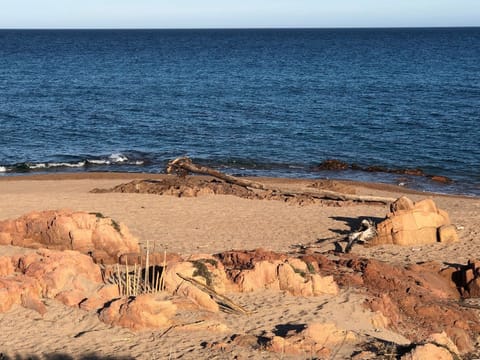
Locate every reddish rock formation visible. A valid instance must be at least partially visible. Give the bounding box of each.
[338,257,479,353]
[216,249,288,271]
[216,250,338,296]
[0,210,140,263]
[371,197,458,246]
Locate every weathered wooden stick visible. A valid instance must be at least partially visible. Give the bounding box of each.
[280,188,396,204]
[291,235,346,252]
[176,273,251,315]
[166,157,396,204]
[167,157,268,190]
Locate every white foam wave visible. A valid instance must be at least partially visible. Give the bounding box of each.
[87,159,110,165]
[39,162,86,169]
[29,163,47,169]
[109,153,128,163]
[0,166,7,172]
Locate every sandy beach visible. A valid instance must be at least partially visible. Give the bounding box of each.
[1,173,479,359]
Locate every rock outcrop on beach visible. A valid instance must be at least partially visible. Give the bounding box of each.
[91,177,370,206]
[215,249,338,296]
[1,207,479,357]
[0,248,104,313]
[98,294,177,331]
[0,210,140,264]
[1,244,480,355]
[370,196,458,246]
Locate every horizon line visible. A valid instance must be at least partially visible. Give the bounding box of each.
[1,25,479,31]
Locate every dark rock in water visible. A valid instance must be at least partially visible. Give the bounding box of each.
[428,175,453,183]
[400,168,425,176]
[365,165,388,173]
[312,159,453,188]
[312,159,349,171]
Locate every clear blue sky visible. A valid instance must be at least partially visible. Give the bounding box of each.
[1,0,479,29]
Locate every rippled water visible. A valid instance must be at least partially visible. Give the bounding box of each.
[0,28,479,195]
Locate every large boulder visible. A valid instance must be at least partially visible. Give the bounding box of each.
[370,197,458,246]
[0,210,140,263]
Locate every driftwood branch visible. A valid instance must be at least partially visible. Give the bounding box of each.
[176,273,251,315]
[167,157,268,190]
[166,157,396,204]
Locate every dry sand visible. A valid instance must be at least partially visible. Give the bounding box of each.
[0,173,479,359]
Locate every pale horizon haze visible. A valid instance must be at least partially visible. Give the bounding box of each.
[1,0,479,29]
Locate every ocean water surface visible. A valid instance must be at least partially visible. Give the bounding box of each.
[0,28,479,195]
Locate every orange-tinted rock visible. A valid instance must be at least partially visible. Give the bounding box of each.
[0,256,14,276]
[21,292,47,315]
[427,332,459,355]
[445,327,474,353]
[438,225,459,243]
[400,343,454,360]
[266,322,356,357]
[19,249,103,302]
[0,210,140,263]
[234,261,281,292]
[215,249,288,270]
[0,279,21,313]
[0,275,42,313]
[98,293,177,330]
[467,277,480,297]
[371,197,456,246]
[343,257,479,353]
[277,263,338,296]
[390,196,415,212]
[163,261,219,312]
[464,268,475,285]
[79,284,120,311]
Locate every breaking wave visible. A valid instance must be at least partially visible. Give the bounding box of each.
[0,153,146,173]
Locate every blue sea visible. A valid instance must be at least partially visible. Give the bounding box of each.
[0,28,479,196]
